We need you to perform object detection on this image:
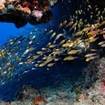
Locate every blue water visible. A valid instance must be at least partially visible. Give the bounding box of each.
[0,1,61,45]
[0,0,90,101]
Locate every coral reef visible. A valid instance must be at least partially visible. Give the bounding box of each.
[0,0,60,28]
[0,57,103,105]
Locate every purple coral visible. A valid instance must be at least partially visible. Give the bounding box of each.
[32,10,43,21]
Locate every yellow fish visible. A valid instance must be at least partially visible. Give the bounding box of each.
[59,39,66,46]
[41,47,48,51]
[69,22,77,31]
[38,62,48,67]
[54,33,64,43]
[99,30,105,35]
[90,49,98,52]
[100,44,105,47]
[62,20,67,26]
[48,44,57,49]
[87,30,100,36]
[103,34,105,39]
[68,49,80,55]
[82,27,91,32]
[50,32,56,39]
[85,53,97,57]
[47,63,55,67]
[33,55,40,60]
[86,55,99,62]
[63,56,78,61]
[66,21,74,27]
[47,30,54,34]
[98,41,105,45]
[36,51,45,55]
[88,36,99,43]
[52,49,64,56]
[58,23,63,29]
[62,42,73,48]
[95,7,99,12]
[73,31,83,36]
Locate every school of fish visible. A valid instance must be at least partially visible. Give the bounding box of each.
[0,0,105,85]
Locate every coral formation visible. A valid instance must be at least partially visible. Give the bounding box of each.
[0,0,60,28]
